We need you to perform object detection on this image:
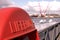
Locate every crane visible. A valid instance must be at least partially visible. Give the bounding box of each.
[38,2,49,17]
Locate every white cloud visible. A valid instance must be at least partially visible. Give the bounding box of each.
[50,1,60,10]
[0,0,60,14]
[0,0,21,8]
[21,1,60,15]
[24,1,60,11]
[23,1,49,11]
[21,1,50,15]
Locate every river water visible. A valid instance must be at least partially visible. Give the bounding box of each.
[31,17,60,24]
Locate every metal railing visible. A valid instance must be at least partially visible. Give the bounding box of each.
[39,22,60,40]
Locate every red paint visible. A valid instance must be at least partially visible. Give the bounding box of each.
[0,7,40,40]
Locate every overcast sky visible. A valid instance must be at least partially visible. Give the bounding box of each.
[0,0,60,14]
[0,0,60,10]
[10,0,60,6]
[10,0,60,15]
[9,0,60,10]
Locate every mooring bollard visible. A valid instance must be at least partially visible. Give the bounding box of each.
[0,7,40,40]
